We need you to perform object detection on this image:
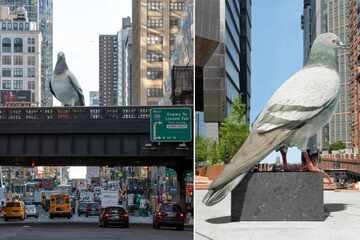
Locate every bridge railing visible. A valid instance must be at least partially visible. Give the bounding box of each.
[0,106,191,121]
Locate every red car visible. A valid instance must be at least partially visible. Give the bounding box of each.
[153,203,185,230]
[99,206,129,228]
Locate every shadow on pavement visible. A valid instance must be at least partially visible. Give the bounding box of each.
[206,216,231,224]
[324,203,348,220]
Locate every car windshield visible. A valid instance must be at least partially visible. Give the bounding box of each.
[106,207,125,214]
[160,204,181,212]
[6,202,20,208]
[26,205,35,210]
[88,203,98,209]
[79,202,88,208]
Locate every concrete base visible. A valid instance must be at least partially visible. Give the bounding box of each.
[231,172,324,221]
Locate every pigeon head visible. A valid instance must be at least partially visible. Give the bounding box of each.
[54,51,68,75]
[307,32,341,69]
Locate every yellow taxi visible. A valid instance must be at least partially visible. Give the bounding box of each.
[4,201,26,221]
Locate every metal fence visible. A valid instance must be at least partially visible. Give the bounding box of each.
[0,106,191,121]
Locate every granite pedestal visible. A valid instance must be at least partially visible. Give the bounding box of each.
[231,172,324,221]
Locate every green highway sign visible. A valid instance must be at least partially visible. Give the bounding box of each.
[150,107,192,142]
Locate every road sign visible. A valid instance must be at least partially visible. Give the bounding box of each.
[150,107,192,142]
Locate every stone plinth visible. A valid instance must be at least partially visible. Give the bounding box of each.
[231,172,324,221]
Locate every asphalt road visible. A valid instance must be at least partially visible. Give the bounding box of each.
[0,223,193,240]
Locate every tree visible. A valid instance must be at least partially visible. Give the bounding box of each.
[217,97,250,164]
[328,141,346,153]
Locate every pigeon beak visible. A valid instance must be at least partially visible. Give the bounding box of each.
[336,40,348,49]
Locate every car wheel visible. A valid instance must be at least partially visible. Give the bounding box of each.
[155,223,160,229]
[49,214,54,219]
[4,217,8,221]
[176,224,184,231]
[125,222,129,228]
[85,214,88,218]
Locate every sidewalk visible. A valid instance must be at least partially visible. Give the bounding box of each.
[195,190,360,240]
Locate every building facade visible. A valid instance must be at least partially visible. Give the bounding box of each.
[89,91,99,106]
[132,0,188,106]
[349,0,360,153]
[195,0,251,139]
[0,7,41,106]
[99,34,118,106]
[165,0,193,105]
[0,0,53,106]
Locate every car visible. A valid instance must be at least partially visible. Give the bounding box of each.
[85,202,100,217]
[78,201,90,216]
[4,201,26,221]
[25,204,39,218]
[99,206,129,228]
[153,203,185,230]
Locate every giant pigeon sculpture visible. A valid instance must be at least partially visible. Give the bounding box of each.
[203,33,342,206]
[50,52,85,106]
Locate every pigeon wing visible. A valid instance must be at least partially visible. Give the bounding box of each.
[67,71,85,106]
[254,66,340,133]
[49,80,61,102]
[203,66,340,206]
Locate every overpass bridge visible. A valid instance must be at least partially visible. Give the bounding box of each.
[0,106,193,172]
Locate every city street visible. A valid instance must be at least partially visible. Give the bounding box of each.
[0,223,193,240]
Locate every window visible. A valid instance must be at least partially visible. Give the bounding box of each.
[2,80,11,89]
[2,55,11,65]
[2,68,11,77]
[27,38,35,45]
[2,38,11,53]
[170,1,185,10]
[14,56,23,65]
[1,22,5,30]
[147,17,163,28]
[13,22,18,30]
[170,18,180,27]
[147,51,163,62]
[27,56,35,65]
[14,68,23,77]
[14,38,23,53]
[147,88,163,97]
[147,1,162,10]
[27,68,35,78]
[147,33,163,45]
[28,46,35,53]
[147,68,163,80]
[27,80,35,90]
[13,79,23,90]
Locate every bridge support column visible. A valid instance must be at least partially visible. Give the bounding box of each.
[174,167,186,209]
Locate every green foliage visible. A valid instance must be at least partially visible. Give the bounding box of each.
[328,140,346,152]
[217,97,249,164]
[195,97,250,166]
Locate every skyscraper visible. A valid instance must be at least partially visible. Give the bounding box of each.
[302,0,351,150]
[0,6,42,106]
[195,0,251,139]
[132,0,188,106]
[99,35,118,106]
[349,0,360,153]
[0,0,53,106]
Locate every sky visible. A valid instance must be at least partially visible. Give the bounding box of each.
[53,0,132,106]
[251,0,304,164]
[53,0,132,178]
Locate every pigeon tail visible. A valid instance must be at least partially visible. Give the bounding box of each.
[202,173,246,206]
[202,128,294,206]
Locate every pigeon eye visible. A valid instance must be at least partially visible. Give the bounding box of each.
[332,39,336,43]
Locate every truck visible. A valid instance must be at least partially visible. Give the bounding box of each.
[100,190,119,208]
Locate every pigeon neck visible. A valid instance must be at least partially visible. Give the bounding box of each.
[54,61,68,75]
[306,43,337,69]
